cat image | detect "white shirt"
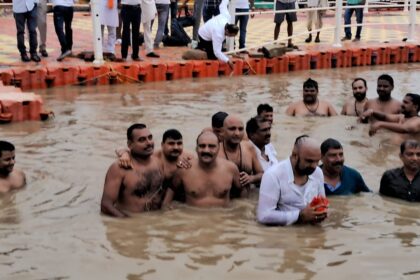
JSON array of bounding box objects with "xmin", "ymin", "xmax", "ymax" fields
[
  {"xmin": 235, "ymin": 0, "xmax": 249, "ymax": 9},
  {"xmin": 12, "ymin": 0, "xmax": 36, "ymax": 13},
  {"xmin": 52, "ymin": 0, "xmax": 75, "ymax": 7},
  {"xmin": 100, "ymin": 0, "xmax": 118, "ymax": 27},
  {"xmin": 198, "ymin": 0, "xmax": 230, "ymax": 63},
  {"xmin": 257, "ymin": 158, "xmax": 325, "ymax": 226},
  {"xmin": 252, "ymin": 142, "xmax": 278, "ymax": 171},
  {"xmin": 141, "ymin": 0, "xmax": 157, "ymax": 23},
  {"xmin": 155, "ymin": 0, "xmax": 170, "ymax": 4},
  {"xmin": 121, "ymin": 0, "xmax": 141, "ymax": 5}
]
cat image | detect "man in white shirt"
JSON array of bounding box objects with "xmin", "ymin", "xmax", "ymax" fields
[
  {"xmin": 142, "ymin": 0, "xmax": 160, "ymax": 58},
  {"xmin": 246, "ymin": 116, "xmax": 278, "ymax": 171},
  {"xmin": 12, "ymin": 0, "xmax": 41, "ymax": 62},
  {"xmin": 257, "ymin": 135, "xmax": 327, "ymax": 226},
  {"xmin": 52, "ymin": 0, "xmax": 75, "ymax": 61},
  {"xmin": 100, "ymin": 0, "xmax": 119, "ymax": 61},
  {"xmin": 197, "ymin": 0, "xmax": 238, "ymax": 69}
]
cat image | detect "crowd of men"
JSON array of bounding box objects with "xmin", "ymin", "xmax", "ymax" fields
[{"xmin": 11, "ymin": 0, "xmax": 367, "ymax": 63}]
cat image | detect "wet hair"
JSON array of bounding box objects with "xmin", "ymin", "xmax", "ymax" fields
[
  {"xmin": 196, "ymin": 131, "xmax": 219, "ymax": 145},
  {"xmin": 400, "ymin": 139, "xmax": 420, "ymax": 154},
  {"xmin": 257, "ymin": 104, "xmax": 273, "ymax": 115},
  {"xmin": 225, "ymin": 24, "xmax": 239, "ymax": 35},
  {"xmin": 211, "ymin": 111, "xmax": 228, "ymax": 129},
  {"xmin": 320, "ymin": 138, "xmax": 343, "ymax": 156},
  {"xmin": 162, "ymin": 129, "xmax": 182, "ymax": 143},
  {"xmin": 0, "ymin": 141, "xmax": 15, "ymax": 157},
  {"xmin": 303, "ymin": 78, "xmax": 318, "ymax": 90},
  {"xmin": 405, "ymin": 93, "xmax": 420, "ymax": 112},
  {"xmin": 378, "ymin": 74, "xmax": 394, "ymax": 87},
  {"xmin": 294, "ymin": 134, "xmax": 310, "ymax": 146},
  {"xmin": 246, "ymin": 116, "xmax": 266, "ymax": 137},
  {"xmin": 127, "ymin": 123, "xmax": 147, "ymax": 141},
  {"xmin": 352, "ymin": 77, "xmax": 367, "ymax": 88}
]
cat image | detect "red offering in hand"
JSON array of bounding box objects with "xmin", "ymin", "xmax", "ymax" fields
[{"xmin": 310, "ymin": 195, "xmax": 329, "ymax": 213}]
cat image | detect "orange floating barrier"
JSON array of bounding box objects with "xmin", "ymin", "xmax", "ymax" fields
[
  {"xmin": 166, "ymin": 61, "xmax": 194, "ymax": 80},
  {"xmin": 287, "ymin": 53, "xmax": 310, "ymax": 71},
  {"xmin": 399, "ymin": 46, "xmax": 409, "ymax": 63},
  {"xmin": 350, "ymin": 49, "xmax": 363, "ymax": 66},
  {"xmin": 389, "ymin": 46, "xmax": 402, "ymax": 64},
  {"xmin": 266, "ymin": 56, "xmax": 290, "ymax": 74},
  {"xmin": 0, "ymin": 92, "xmax": 44, "ymax": 122},
  {"xmin": 192, "ymin": 61, "xmax": 219, "ymax": 78},
  {"xmin": 371, "ymin": 47, "xmax": 391, "ymax": 65},
  {"xmin": 309, "ymin": 52, "xmax": 321, "ymax": 69},
  {"xmin": 138, "ymin": 62, "xmax": 167, "ymax": 82},
  {"xmin": 218, "ymin": 59, "xmax": 243, "ymax": 77},
  {"xmin": 112, "ymin": 64, "xmax": 140, "ymax": 83},
  {"xmin": 406, "ymin": 44, "xmax": 418, "ymax": 62},
  {"xmin": 46, "ymin": 66, "xmax": 79, "ymax": 87},
  {"xmin": 359, "ymin": 48, "xmax": 372, "ymax": 66},
  {"xmin": 244, "ymin": 58, "xmax": 266, "ymax": 75},
  {"xmin": 13, "ymin": 68, "xmax": 48, "ymax": 90},
  {"xmin": 309, "ymin": 52, "xmax": 331, "ymax": 69},
  {"xmin": 0, "ymin": 69, "xmax": 15, "ymax": 86},
  {"xmin": 78, "ymin": 65, "xmax": 111, "ymax": 86}
]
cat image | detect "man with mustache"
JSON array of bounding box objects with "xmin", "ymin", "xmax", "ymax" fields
[
  {"xmin": 341, "ymin": 78, "xmax": 369, "ymax": 116},
  {"xmin": 366, "ymin": 93, "xmax": 420, "ymax": 136},
  {"xmin": 163, "ymin": 131, "xmax": 241, "ymax": 208},
  {"xmin": 257, "ymin": 135, "xmax": 327, "ymax": 226},
  {"xmin": 246, "ymin": 116, "xmax": 278, "ymax": 171},
  {"xmin": 219, "ymin": 115, "xmax": 264, "ymax": 197},
  {"xmin": 0, "ymin": 141, "xmax": 26, "ymax": 193},
  {"xmin": 101, "ymin": 123, "xmax": 165, "ymax": 217},
  {"xmin": 380, "ymin": 139, "xmax": 420, "ymax": 202},
  {"xmin": 257, "ymin": 104, "xmax": 274, "ymax": 124},
  {"xmin": 361, "ymin": 74, "xmax": 401, "ymax": 121},
  {"xmin": 286, "ymin": 78, "xmax": 338, "ymax": 117},
  {"xmin": 320, "ymin": 138, "xmax": 370, "ymax": 195}
]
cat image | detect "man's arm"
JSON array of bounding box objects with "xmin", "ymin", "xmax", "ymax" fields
[
  {"xmin": 379, "ymin": 171, "xmax": 395, "ymax": 197},
  {"xmin": 328, "ymin": 103, "xmax": 338, "ymax": 116},
  {"xmin": 212, "ymin": 34, "xmax": 230, "ymax": 63},
  {"xmin": 101, "ymin": 163, "xmax": 128, "ymax": 218},
  {"xmin": 257, "ymin": 171, "xmax": 300, "ymax": 226},
  {"xmin": 369, "ymin": 119, "xmax": 420, "ymax": 136},
  {"xmin": 285, "ymin": 103, "xmax": 296, "ymax": 116},
  {"xmin": 249, "ymin": 144, "xmax": 264, "ymax": 184},
  {"xmin": 362, "ymin": 109, "xmax": 402, "ymax": 123},
  {"xmin": 341, "ymin": 102, "xmax": 349, "ymax": 116},
  {"xmin": 162, "ymin": 171, "xmax": 182, "ymax": 208}
]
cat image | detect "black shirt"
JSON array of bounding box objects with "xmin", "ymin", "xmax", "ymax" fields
[{"xmin": 379, "ymin": 167, "xmax": 420, "ymax": 202}]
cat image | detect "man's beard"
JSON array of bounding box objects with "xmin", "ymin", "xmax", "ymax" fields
[
  {"xmin": 354, "ymin": 92, "xmax": 366, "ymax": 102},
  {"xmin": 378, "ymin": 92, "xmax": 391, "ymax": 101},
  {"xmin": 295, "ymin": 158, "xmax": 316, "ymax": 176}
]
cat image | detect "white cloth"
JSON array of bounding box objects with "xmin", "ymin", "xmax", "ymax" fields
[
  {"xmin": 101, "ymin": 25, "xmax": 116, "ymax": 53},
  {"xmin": 252, "ymin": 142, "xmax": 278, "ymax": 171},
  {"xmin": 155, "ymin": 0, "xmax": 170, "ymax": 4},
  {"xmin": 121, "ymin": 0, "xmax": 141, "ymax": 5},
  {"xmin": 142, "ymin": 21, "xmax": 153, "ymax": 53},
  {"xmin": 141, "ymin": 0, "xmax": 157, "ymax": 23},
  {"xmin": 51, "ymin": 0, "xmax": 75, "ymax": 7},
  {"xmin": 198, "ymin": 0, "xmax": 230, "ymax": 62},
  {"xmin": 235, "ymin": 0, "xmax": 249, "ymax": 9},
  {"xmin": 12, "ymin": 0, "xmax": 36, "ymax": 13},
  {"xmin": 257, "ymin": 158, "xmax": 325, "ymax": 226},
  {"xmin": 307, "ymin": 0, "xmax": 328, "ymax": 7},
  {"xmin": 100, "ymin": 0, "xmax": 118, "ymax": 27}
]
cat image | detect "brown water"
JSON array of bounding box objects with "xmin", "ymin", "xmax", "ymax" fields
[{"xmin": 1, "ymin": 64, "xmax": 420, "ymax": 279}]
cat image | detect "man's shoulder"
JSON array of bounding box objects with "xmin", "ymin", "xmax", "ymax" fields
[{"xmin": 342, "ymin": 165, "xmax": 362, "ymax": 176}]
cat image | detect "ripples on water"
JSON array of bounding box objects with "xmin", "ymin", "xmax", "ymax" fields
[{"xmin": 1, "ymin": 64, "xmax": 420, "ymax": 279}]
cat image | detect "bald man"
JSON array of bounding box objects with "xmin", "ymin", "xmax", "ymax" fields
[
  {"xmin": 257, "ymin": 135, "xmax": 327, "ymax": 226},
  {"xmin": 163, "ymin": 131, "xmax": 241, "ymax": 208},
  {"xmin": 218, "ymin": 115, "xmax": 264, "ymax": 197}
]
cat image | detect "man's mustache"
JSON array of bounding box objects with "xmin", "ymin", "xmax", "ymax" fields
[{"xmin": 200, "ymin": 152, "xmax": 213, "ymax": 158}]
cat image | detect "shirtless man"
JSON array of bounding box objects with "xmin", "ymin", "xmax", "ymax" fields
[
  {"xmin": 219, "ymin": 115, "xmax": 264, "ymax": 197},
  {"xmin": 286, "ymin": 78, "xmax": 338, "ymax": 117},
  {"xmin": 367, "ymin": 93, "xmax": 420, "ymax": 136},
  {"xmin": 341, "ymin": 77, "xmax": 369, "ymax": 117},
  {"xmin": 362, "ymin": 74, "xmax": 401, "ymax": 120},
  {"xmin": 163, "ymin": 131, "xmax": 241, "ymax": 208},
  {"xmin": 257, "ymin": 103, "xmax": 274, "ymax": 124},
  {"xmin": 101, "ymin": 123, "xmax": 165, "ymax": 217},
  {"xmin": 0, "ymin": 141, "xmax": 26, "ymax": 193}
]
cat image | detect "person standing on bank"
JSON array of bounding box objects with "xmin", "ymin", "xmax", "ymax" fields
[
  {"xmin": 120, "ymin": 0, "xmax": 142, "ymax": 61},
  {"xmin": 52, "ymin": 0, "xmax": 75, "ymax": 61},
  {"xmin": 235, "ymin": 0, "xmax": 254, "ymax": 50},
  {"xmin": 273, "ymin": 0, "xmax": 298, "ymax": 48},
  {"xmin": 100, "ymin": 0, "xmax": 119, "ymax": 61},
  {"xmin": 197, "ymin": 0, "xmax": 239, "ymax": 69},
  {"xmin": 342, "ymin": 0, "xmax": 365, "ymax": 42},
  {"xmin": 12, "ymin": 0, "xmax": 41, "ymax": 62},
  {"xmin": 304, "ymin": 0, "xmax": 328, "ymax": 43},
  {"xmin": 37, "ymin": 0, "xmax": 48, "ymax": 58}
]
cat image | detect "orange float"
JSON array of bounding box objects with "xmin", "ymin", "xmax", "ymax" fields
[
  {"xmin": 13, "ymin": 68, "xmax": 48, "ymax": 90},
  {"xmin": 112, "ymin": 64, "xmax": 140, "ymax": 83},
  {"xmin": 192, "ymin": 61, "xmax": 219, "ymax": 78},
  {"xmin": 0, "ymin": 92, "xmax": 44, "ymax": 122},
  {"xmin": 218, "ymin": 59, "xmax": 243, "ymax": 76},
  {"xmin": 46, "ymin": 66, "xmax": 79, "ymax": 87},
  {"xmin": 78, "ymin": 65, "xmax": 111, "ymax": 86},
  {"xmin": 138, "ymin": 62, "xmax": 167, "ymax": 82},
  {"xmin": 166, "ymin": 61, "xmax": 194, "ymax": 80},
  {"xmin": 0, "ymin": 69, "xmax": 15, "ymax": 86}
]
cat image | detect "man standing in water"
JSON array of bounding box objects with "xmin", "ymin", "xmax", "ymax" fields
[
  {"xmin": 320, "ymin": 138, "xmax": 370, "ymax": 195},
  {"xmin": 101, "ymin": 124, "xmax": 165, "ymax": 217},
  {"xmin": 257, "ymin": 103, "xmax": 274, "ymax": 124},
  {"xmin": 257, "ymin": 136, "xmax": 327, "ymax": 226},
  {"xmin": 341, "ymin": 78, "xmax": 369, "ymax": 117},
  {"xmin": 163, "ymin": 131, "xmax": 241, "ymax": 208},
  {"xmin": 380, "ymin": 139, "xmax": 420, "ymax": 202},
  {"xmin": 361, "ymin": 74, "xmax": 401, "ymax": 121},
  {"xmin": 219, "ymin": 115, "xmax": 264, "ymax": 197},
  {"xmin": 366, "ymin": 93, "xmax": 420, "ymax": 137},
  {"xmin": 0, "ymin": 141, "xmax": 26, "ymax": 193},
  {"xmin": 246, "ymin": 116, "xmax": 278, "ymax": 171},
  {"xmin": 286, "ymin": 78, "xmax": 338, "ymax": 117}
]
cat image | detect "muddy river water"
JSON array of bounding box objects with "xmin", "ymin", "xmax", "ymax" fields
[{"xmin": 1, "ymin": 64, "xmax": 420, "ymax": 279}]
